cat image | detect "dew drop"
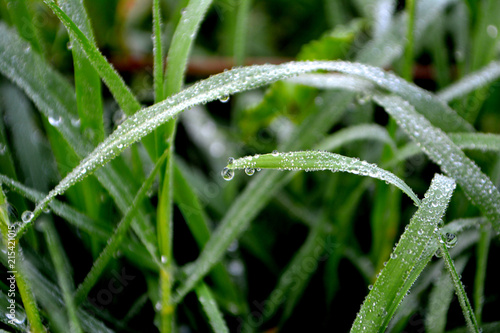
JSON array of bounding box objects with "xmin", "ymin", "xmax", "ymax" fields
[
  {"xmin": 48, "ymin": 116, "xmax": 62, "ymax": 127},
  {"xmin": 390, "ymin": 253, "xmax": 397, "ymax": 259},
  {"xmin": 21, "ymin": 211, "xmax": 34, "ymax": 223},
  {"xmin": 161, "ymin": 255, "xmax": 168, "ymax": 264},
  {"xmin": 244, "ymin": 168, "xmax": 255, "ymax": 176},
  {"xmin": 445, "ymin": 232, "xmax": 457, "ymax": 248},
  {"xmin": 228, "ymin": 157, "xmax": 235, "ymax": 165},
  {"xmin": 434, "ymin": 248, "xmax": 444, "ymax": 258},
  {"xmin": 368, "ymin": 284, "xmax": 373, "ymax": 290},
  {"xmin": 219, "ymin": 95, "xmax": 230, "ymax": 103},
  {"xmin": 221, "ymin": 167, "xmax": 234, "ymax": 181},
  {"xmin": 272, "ymin": 150, "xmax": 279, "ymax": 156}
]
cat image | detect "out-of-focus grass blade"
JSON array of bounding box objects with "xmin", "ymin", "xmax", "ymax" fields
[
  {"xmin": 447, "ymin": 322, "xmax": 500, "ymax": 333},
  {"xmin": 373, "ymin": 94, "xmax": 500, "ymax": 235},
  {"xmin": 438, "ymin": 61, "xmax": 500, "ymax": 102},
  {"xmin": 316, "ymin": 124, "xmax": 395, "ymax": 151},
  {"xmin": 41, "ymin": 221, "xmax": 82, "ymax": 333},
  {"xmin": 153, "ymin": 0, "xmax": 164, "ymax": 103},
  {"xmin": 194, "ymin": 283, "xmax": 230, "ymax": 333},
  {"xmin": 3, "ymin": 0, "xmax": 42, "ymax": 53},
  {"xmin": 225, "ymin": 150, "xmax": 420, "ymax": 205},
  {"xmin": 60, "ymin": 0, "xmax": 104, "ymax": 145},
  {"xmin": 233, "ymin": 0, "xmax": 251, "ymax": 66},
  {"xmin": 42, "ymin": 0, "xmax": 141, "ymax": 116},
  {"xmin": 0, "ymin": 289, "xmax": 27, "ymax": 331},
  {"xmin": 350, "ymin": 174, "xmax": 456, "ymax": 332},
  {"xmin": 426, "ymin": 257, "xmax": 468, "ymax": 333},
  {"xmin": 438, "ymin": 235, "xmax": 480, "ymax": 332}
]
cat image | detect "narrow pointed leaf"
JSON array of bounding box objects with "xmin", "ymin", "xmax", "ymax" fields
[
  {"xmin": 195, "ymin": 283, "xmax": 230, "ymax": 333},
  {"xmin": 225, "ymin": 150, "xmax": 420, "ymax": 205},
  {"xmin": 350, "ymin": 174, "xmax": 456, "ymax": 332}
]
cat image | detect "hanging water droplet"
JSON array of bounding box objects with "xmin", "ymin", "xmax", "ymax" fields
[
  {"xmin": 21, "ymin": 211, "xmax": 34, "ymax": 223},
  {"xmin": 244, "ymin": 168, "xmax": 255, "ymax": 176},
  {"xmin": 434, "ymin": 248, "xmax": 444, "ymax": 258},
  {"xmin": 48, "ymin": 116, "xmax": 62, "ymax": 127},
  {"xmin": 219, "ymin": 95, "xmax": 230, "ymax": 103},
  {"xmin": 368, "ymin": 284, "xmax": 373, "ymax": 290},
  {"xmin": 228, "ymin": 157, "xmax": 234, "ymax": 165},
  {"xmin": 445, "ymin": 233, "xmax": 457, "ymax": 248},
  {"xmin": 67, "ymin": 41, "xmax": 73, "ymax": 50},
  {"xmin": 221, "ymin": 167, "xmax": 234, "ymax": 181},
  {"xmin": 272, "ymin": 150, "xmax": 279, "ymax": 156}
]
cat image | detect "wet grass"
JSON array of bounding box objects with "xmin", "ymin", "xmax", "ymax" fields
[{"xmin": 0, "ymin": 0, "xmax": 500, "ymax": 332}]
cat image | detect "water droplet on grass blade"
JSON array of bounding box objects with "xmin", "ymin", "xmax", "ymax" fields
[
  {"xmin": 221, "ymin": 167, "xmax": 234, "ymax": 181},
  {"xmin": 244, "ymin": 168, "xmax": 255, "ymax": 176},
  {"xmin": 445, "ymin": 232, "xmax": 457, "ymax": 248},
  {"xmin": 48, "ymin": 116, "xmax": 62, "ymax": 127},
  {"xmin": 21, "ymin": 211, "xmax": 34, "ymax": 223},
  {"xmin": 219, "ymin": 95, "xmax": 230, "ymax": 103},
  {"xmin": 272, "ymin": 150, "xmax": 279, "ymax": 156}
]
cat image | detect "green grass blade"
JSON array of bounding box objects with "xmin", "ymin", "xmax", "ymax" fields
[
  {"xmin": 438, "ymin": 61, "xmax": 500, "ymax": 102},
  {"xmin": 426, "ymin": 256, "xmax": 468, "ymax": 333},
  {"xmin": 0, "ymin": 189, "xmax": 45, "ymax": 333},
  {"xmin": 447, "ymin": 133, "xmax": 500, "ymax": 151},
  {"xmin": 73, "ymin": 149, "xmax": 167, "ymax": 304},
  {"xmin": 233, "ymin": 0, "xmax": 251, "ymax": 66},
  {"xmin": 224, "ymin": 150, "xmax": 420, "ymax": 205},
  {"xmin": 373, "ymin": 94, "xmax": 500, "ymax": 235},
  {"xmin": 474, "ymin": 225, "xmax": 491, "ymax": 324},
  {"xmin": 40, "ymin": 221, "xmax": 82, "ymax": 333},
  {"xmin": 315, "ymin": 124, "xmax": 395, "ymax": 151},
  {"xmin": 350, "ymin": 174, "xmax": 456, "ymax": 333},
  {"xmin": 402, "ymin": 0, "xmax": 416, "ymax": 81},
  {"xmin": 195, "ymin": 283, "xmax": 230, "ymax": 333},
  {"xmin": 439, "ymin": 234, "xmax": 480, "ymax": 332},
  {"xmin": 60, "ymin": 0, "xmax": 104, "ymax": 145},
  {"xmin": 3, "ymin": 0, "xmax": 42, "ymax": 53},
  {"xmin": 153, "ymin": 0, "xmax": 164, "ymax": 103},
  {"xmin": 42, "ymin": 0, "xmax": 141, "ymax": 116},
  {"xmin": 163, "ymin": 0, "xmax": 213, "ymax": 97}
]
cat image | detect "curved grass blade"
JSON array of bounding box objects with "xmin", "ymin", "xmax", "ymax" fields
[
  {"xmin": 438, "ymin": 234, "xmax": 480, "ymax": 332},
  {"xmin": 224, "ymin": 150, "xmax": 420, "ymax": 205},
  {"xmin": 42, "ymin": 0, "xmax": 141, "ymax": 116},
  {"xmin": 373, "ymin": 94, "xmax": 500, "ymax": 235},
  {"xmin": 350, "ymin": 174, "xmax": 456, "ymax": 333},
  {"xmin": 438, "ymin": 61, "xmax": 500, "ymax": 102},
  {"xmin": 195, "ymin": 283, "xmax": 230, "ymax": 333},
  {"xmin": 30, "ymin": 59, "xmax": 476, "ymax": 216}
]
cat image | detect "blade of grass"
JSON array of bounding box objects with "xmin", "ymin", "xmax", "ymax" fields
[
  {"xmin": 3, "ymin": 0, "xmax": 43, "ymax": 53},
  {"xmin": 60, "ymin": 0, "xmax": 104, "ymax": 145},
  {"xmin": 425, "ymin": 256, "xmax": 468, "ymax": 333},
  {"xmin": 0, "ymin": 188, "xmax": 45, "ymax": 333},
  {"xmin": 316, "ymin": 124, "xmax": 395, "ymax": 151},
  {"xmin": 402, "ymin": 0, "xmax": 416, "ymax": 81},
  {"xmin": 473, "ymin": 225, "xmax": 491, "ymax": 325},
  {"xmin": 40, "ymin": 221, "xmax": 82, "ymax": 333},
  {"xmin": 73, "ymin": 148, "xmax": 168, "ymax": 305},
  {"xmin": 42, "ymin": 0, "xmax": 141, "ymax": 116},
  {"xmin": 158, "ymin": 1, "xmax": 213, "ymax": 330},
  {"xmin": 438, "ymin": 233, "xmax": 480, "ymax": 332},
  {"xmin": 224, "ymin": 150, "xmax": 420, "ymax": 205},
  {"xmin": 350, "ymin": 174, "xmax": 456, "ymax": 332},
  {"xmin": 195, "ymin": 283, "xmax": 230, "ymax": 333},
  {"xmin": 153, "ymin": 0, "xmax": 164, "ymax": 104},
  {"xmin": 438, "ymin": 61, "xmax": 500, "ymax": 102},
  {"xmin": 373, "ymin": 94, "xmax": 500, "ymax": 235},
  {"xmin": 233, "ymin": 0, "xmax": 251, "ymax": 66},
  {"xmin": 447, "ymin": 133, "xmax": 500, "ymax": 151}
]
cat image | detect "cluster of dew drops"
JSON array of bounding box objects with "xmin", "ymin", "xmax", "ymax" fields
[{"xmin": 221, "ymin": 151, "xmax": 277, "ymax": 181}]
